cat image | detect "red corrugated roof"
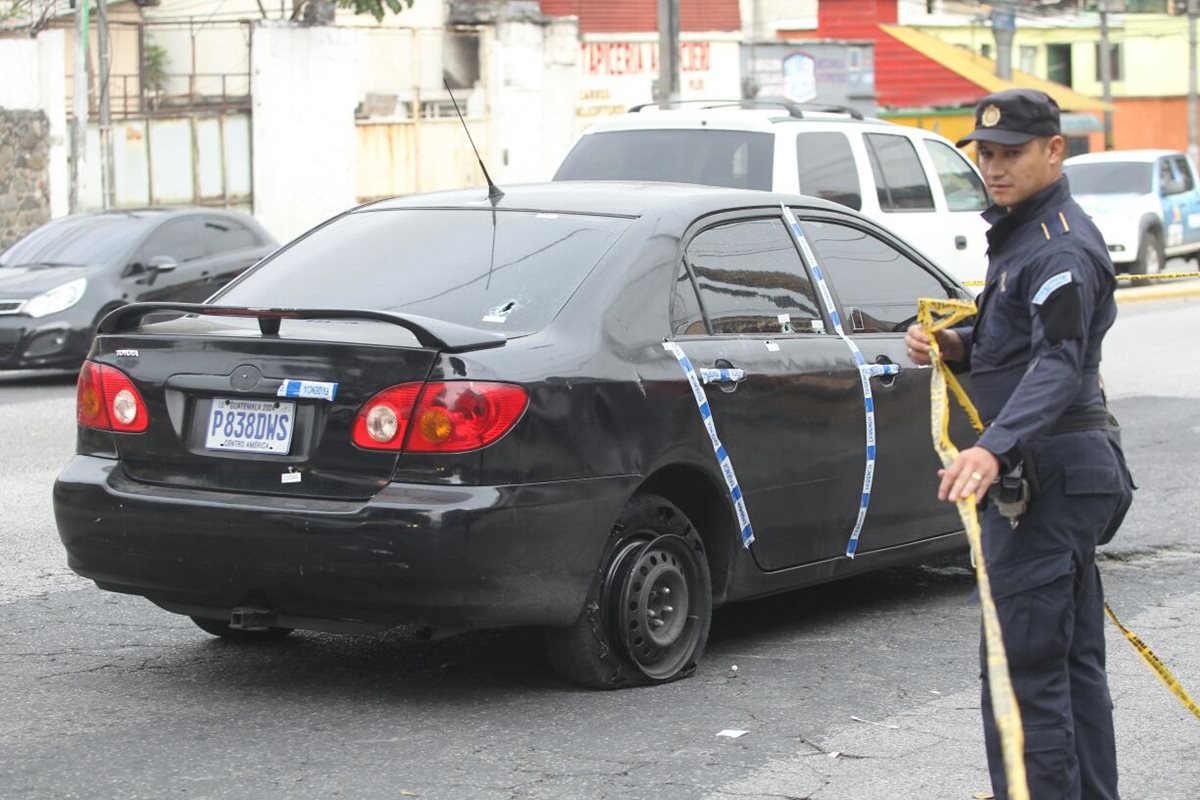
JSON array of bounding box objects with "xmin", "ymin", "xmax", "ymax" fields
[
  {"xmin": 782, "ymin": 0, "xmax": 981, "ymax": 108},
  {"xmin": 540, "ymin": 0, "xmax": 741, "ymax": 34}
]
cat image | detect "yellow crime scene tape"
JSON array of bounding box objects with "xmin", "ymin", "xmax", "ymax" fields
[
  {"xmin": 918, "ymin": 297, "xmax": 1029, "ymax": 800},
  {"xmin": 917, "ymin": 296, "xmax": 1200, "ymax": 800},
  {"xmin": 962, "ymin": 271, "xmax": 1199, "ymax": 288}
]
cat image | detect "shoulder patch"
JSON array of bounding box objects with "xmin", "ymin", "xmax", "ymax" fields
[{"xmin": 1032, "ymin": 271, "xmax": 1073, "ymax": 306}]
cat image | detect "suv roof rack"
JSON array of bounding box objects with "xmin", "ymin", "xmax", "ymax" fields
[{"xmin": 626, "ymin": 98, "xmax": 864, "ymax": 121}]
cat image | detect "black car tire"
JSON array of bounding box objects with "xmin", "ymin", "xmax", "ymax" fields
[
  {"xmin": 1133, "ymin": 228, "xmax": 1164, "ymax": 277},
  {"xmin": 190, "ymin": 616, "xmax": 294, "ymax": 640},
  {"xmin": 545, "ymin": 493, "xmax": 712, "ymax": 689}
]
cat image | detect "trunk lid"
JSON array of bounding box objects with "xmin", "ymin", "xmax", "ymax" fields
[{"xmin": 90, "ymin": 304, "xmax": 505, "ymax": 500}]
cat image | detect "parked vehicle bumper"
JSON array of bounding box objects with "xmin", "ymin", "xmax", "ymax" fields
[
  {"xmin": 0, "ymin": 315, "xmax": 91, "ymax": 370},
  {"xmin": 54, "ymin": 455, "xmax": 640, "ymax": 632}
]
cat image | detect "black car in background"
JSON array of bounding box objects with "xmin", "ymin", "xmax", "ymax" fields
[
  {"xmin": 0, "ymin": 208, "xmax": 276, "ymax": 370},
  {"xmin": 54, "ymin": 182, "xmax": 974, "ymax": 689}
]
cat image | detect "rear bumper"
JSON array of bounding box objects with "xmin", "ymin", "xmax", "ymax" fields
[{"xmin": 54, "ymin": 455, "xmax": 639, "ymax": 632}]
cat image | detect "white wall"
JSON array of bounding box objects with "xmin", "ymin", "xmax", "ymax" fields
[
  {"xmin": 251, "ymin": 22, "xmax": 361, "ymax": 243},
  {"xmin": 487, "ymin": 18, "xmax": 579, "ymax": 184},
  {"xmin": 743, "ymin": 0, "xmax": 817, "ymax": 38},
  {"xmin": 0, "ymin": 30, "xmax": 69, "ymax": 219}
]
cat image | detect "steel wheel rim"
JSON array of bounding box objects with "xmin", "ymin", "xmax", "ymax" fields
[{"xmin": 612, "ymin": 534, "xmax": 706, "ymax": 680}]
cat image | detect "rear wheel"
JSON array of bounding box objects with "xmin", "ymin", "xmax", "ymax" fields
[
  {"xmin": 546, "ymin": 493, "xmax": 712, "ymax": 689},
  {"xmin": 1133, "ymin": 229, "xmax": 1164, "ymax": 278},
  {"xmin": 190, "ymin": 616, "xmax": 294, "ymax": 641}
]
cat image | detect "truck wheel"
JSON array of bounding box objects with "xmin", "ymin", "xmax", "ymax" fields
[
  {"xmin": 1133, "ymin": 229, "xmax": 1164, "ymax": 277},
  {"xmin": 545, "ymin": 494, "xmax": 712, "ymax": 689}
]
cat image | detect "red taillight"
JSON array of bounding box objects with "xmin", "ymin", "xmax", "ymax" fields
[
  {"xmin": 76, "ymin": 361, "xmax": 149, "ymax": 433},
  {"xmin": 352, "ymin": 383, "xmax": 423, "ymax": 451},
  {"xmin": 352, "ymin": 381, "xmax": 528, "ymax": 453},
  {"xmin": 407, "ymin": 382, "xmax": 528, "ymax": 453}
]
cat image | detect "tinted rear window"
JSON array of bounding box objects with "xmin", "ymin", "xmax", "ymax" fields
[
  {"xmin": 554, "ymin": 129, "xmax": 774, "ymax": 190},
  {"xmin": 214, "ymin": 208, "xmax": 632, "ymax": 334},
  {"xmin": 1064, "ymin": 162, "xmax": 1152, "ymax": 195}
]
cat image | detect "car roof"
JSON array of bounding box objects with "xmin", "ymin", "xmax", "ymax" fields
[
  {"xmin": 1064, "ymin": 149, "xmax": 1183, "ymax": 165},
  {"xmin": 573, "ymin": 102, "xmax": 930, "ymax": 137},
  {"xmin": 361, "ymin": 180, "xmax": 851, "ymax": 219}
]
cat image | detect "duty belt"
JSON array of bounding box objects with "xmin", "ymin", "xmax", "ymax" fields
[{"xmin": 1047, "ymin": 405, "xmax": 1115, "ymax": 436}]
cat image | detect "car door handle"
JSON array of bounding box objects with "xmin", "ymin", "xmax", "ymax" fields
[
  {"xmin": 700, "ymin": 366, "xmax": 745, "ymax": 385},
  {"xmin": 870, "ymin": 355, "xmax": 900, "ymax": 387},
  {"xmin": 954, "ymin": 235, "xmax": 968, "ymax": 250}
]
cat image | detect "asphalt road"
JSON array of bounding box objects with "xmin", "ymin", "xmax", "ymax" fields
[{"xmin": 1, "ymin": 294, "xmax": 1198, "ymax": 800}]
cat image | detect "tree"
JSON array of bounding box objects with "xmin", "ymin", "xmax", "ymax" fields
[{"xmin": 292, "ymin": 0, "xmax": 414, "ymax": 24}]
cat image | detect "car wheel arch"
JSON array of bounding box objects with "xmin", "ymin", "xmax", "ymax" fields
[{"xmin": 638, "ymin": 463, "xmax": 737, "ymax": 606}]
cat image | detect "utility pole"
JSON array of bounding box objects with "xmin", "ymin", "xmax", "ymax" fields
[
  {"xmin": 71, "ymin": 0, "xmax": 89, "ymax": 214},
  {"xmin": 655, "ymin": 0, "xmax": 680, "ymax": 104},
  {"xmin": 991, "ymin": 0, "xmax": 1015, "ymax": 80},
  {"xmin": 1099, "ymin": 0, "xmax": 1114, "ymax": 150},
  {"xmin": 96, "ymin": 0, "xmax": 115, "ymax": 209},
  {"xmin": 1189, "ymin": 0, "xmax": 1198, "ymax": 167}
]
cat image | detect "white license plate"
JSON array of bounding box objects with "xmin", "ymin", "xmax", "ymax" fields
[{"xmin": 205, "ymin": 398, "xmax": 295, "ymax": 454}]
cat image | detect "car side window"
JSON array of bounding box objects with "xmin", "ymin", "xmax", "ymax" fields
[
  {"xmin": 1166, "ymin": 157, "xmax": 1194, "ymax": 194},
  {"xmin": 137, "ymin": 218, "xmax": 205, "ymax": 264},
  {"xmin": 685, "ymin": 218, "xmax": 823, "ymax": 336},
  {"xmin": 796, "ymin": 131, "xmax": 862, "ymax": 211},
  {"xmin": 202, "ymin": 217, "xmax": 260, "ymax": 255},
  {"xmin": 864, "ymin": 133, "xmax": 935, "ymax": 212},
  {"xmin": 797, "ymin": 217, "xmax": 950, "ymax": 333},
  {"xmin": 924, "ymin": 140, "xmax": 989, "ymax": 212}
]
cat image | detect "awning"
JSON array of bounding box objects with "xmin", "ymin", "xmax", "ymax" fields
[{"xmin": 879, "ymin": 24, "xmax": 1113, "ymax": 113}]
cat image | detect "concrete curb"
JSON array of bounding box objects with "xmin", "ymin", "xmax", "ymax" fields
[{"xmin": 1114, "ymin": 278, "xmax": 1200, "ymax": 304}]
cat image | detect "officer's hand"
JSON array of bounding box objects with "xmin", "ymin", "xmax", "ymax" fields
[
  {"xmin": 938, "ymin": 446, "xmax": 1001, "ymax": 503},
  {"xmin": 905, "ymin": 326, "xmax": 964, "ymax": 366}
]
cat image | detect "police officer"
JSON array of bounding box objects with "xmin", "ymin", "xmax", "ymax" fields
[{"xmin": 906, "ymin": 88, "xmax": 1134, "ymax": 800}]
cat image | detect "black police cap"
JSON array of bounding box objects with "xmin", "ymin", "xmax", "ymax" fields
[{"xmin": 956, "ymin": 88, "xmax": 1061, "ymax": 147}]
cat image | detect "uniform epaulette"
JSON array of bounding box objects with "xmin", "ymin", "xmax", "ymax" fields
[{"xmin": 1040, "ymin": 211, "xmax": 1072, "ymax": 240}]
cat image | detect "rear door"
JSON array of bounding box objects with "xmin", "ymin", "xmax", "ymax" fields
[
  {"xmin": 669, "ymin": 212, "xmax": 864, "ymax": 571},
  {"xmin": 198, "ymin": 215, "xmax": 270, "ymax": 296},
  {"xmin": 792, "ymin": 210, "xmax": 968, "ymax": 553},
  {"xmin": 125, "ymin": 217, "xmax": 212, "ymax": 303}
]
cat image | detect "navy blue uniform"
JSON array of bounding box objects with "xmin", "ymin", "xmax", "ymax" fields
[{"xmin": 955, "ymin": 176, "xmax": 1134, "ymax": 800}]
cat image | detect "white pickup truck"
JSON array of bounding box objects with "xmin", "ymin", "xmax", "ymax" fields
[{"xmin": 1063, "ymin": 149, "xmax": 1200, "ymax": 275}]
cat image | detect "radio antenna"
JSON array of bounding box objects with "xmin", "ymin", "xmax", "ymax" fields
[{"xmin": 445, "ymin": 79, "xmax": 503, "ymax": 202}]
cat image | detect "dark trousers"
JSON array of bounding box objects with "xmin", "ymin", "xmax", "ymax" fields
[{"xmin": 979, "ymin": 430, "xmax": 1131, "ymax": 800}]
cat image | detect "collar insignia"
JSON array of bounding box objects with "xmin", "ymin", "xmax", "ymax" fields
[{"xmin": 981, "ymin": 104, "xmax": 1002, "ymax": 127}]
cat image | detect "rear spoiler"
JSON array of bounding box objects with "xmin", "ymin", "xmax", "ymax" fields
[{"xmin": 97, "ymin": 303, "xmax": 507, "ymax": 353}]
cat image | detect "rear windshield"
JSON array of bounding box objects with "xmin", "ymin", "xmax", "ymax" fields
[
  {"xmin": 554, "ymin": 129, "xmax": 774, "ymax": 190},
  {"xmin": 0, "ymin": 216, "xmax": 145, "ymax": 268},
  {"xmin": 213, "ymin": 208, "xmax": 632, "ymax": 334},
  {"xmin": 1064, "ymin": 162, "xmax": 1152, "ymax": 195}
]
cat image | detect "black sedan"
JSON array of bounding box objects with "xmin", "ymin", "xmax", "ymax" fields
[
  {"xmin": 0, "ymin": 208, "xmax": 275, "ymax": 370},
  {"xmin": 53, "ymin": 182, "xmax": 972, "ymax": 689}
]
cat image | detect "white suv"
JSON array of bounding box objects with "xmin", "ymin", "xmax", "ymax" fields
[
  {"xmin": 1063, "ymin": 149, "xmax": 1200, "ymax": 275},
  {"xmin": 553, "ymin": 101, "xmax": 992, "ymax": 284}
]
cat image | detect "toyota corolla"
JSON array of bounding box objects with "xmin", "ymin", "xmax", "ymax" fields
[{"xmin": 54, "ymin": 182, "xmax": 972, "ymax": 688}]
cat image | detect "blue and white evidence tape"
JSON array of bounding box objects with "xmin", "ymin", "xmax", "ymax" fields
[
  {"xmin": 780, "ymin": 205, "xmax": 898, "ymax": 557},
  {"xmin": 662, "ymin": 207, "xmax": 900, "ymax": 557},
  {"xmin": 663, "ymin": 342, "xmax": 755, "ymax": 547}
]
